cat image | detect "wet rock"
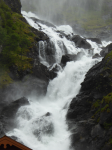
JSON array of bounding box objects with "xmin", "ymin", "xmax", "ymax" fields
[
  {"xmin": 92, "ymin": 53, "xmax": 101, "ymax": 59},
  {"xmin": 61, "ymin": 52, "xmax": 85, "ymax": 66},
  {"xmin": 61, "ymin": 54, "xmax": 70, "ymax": 65},
  {"xmin": 1, "ymin": 97, "xmax": 29, "ymax": 131},
  {"xmin": 91, "ymin": 124, "xmax": 105, "ymax": 138},
  {"xmin": 49, "ymin": 64, "xmax": 61, "ymax": 79},
  {"xmin": 72, "ymin": 35, "xmax": 91, "ymax": 49},
  {"xmin": 87, "ymin": 38, "xmax": 102, "ymax": 44},
  {"xmin": 45, "ymin": 112, "xmax": 51, "ymax": 116},
  {"xmin": 100, "ymin": 43, "xmax": 112, "ymax": 57},
  {"xmin": 32, "ymin": 62, "xmax": 50, "ymax": 81},
  {"xmin": 100, "ymin": 47, "xmax": 108, "ymax": 57},
  {"xmin": 1, "ymin": 97, "xmax": 29, "ymax": 119}
]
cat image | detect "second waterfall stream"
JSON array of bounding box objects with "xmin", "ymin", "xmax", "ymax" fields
[{"xmin": 7, "ymin": 11, "xmax": 111, "ymax": 150}]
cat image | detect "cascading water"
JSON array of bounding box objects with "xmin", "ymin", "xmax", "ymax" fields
[{"xmin": 7, "ymin": 11, "xmax": 111, "ymax": 150}]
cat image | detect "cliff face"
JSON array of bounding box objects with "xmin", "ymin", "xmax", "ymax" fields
[
  {"xmin": 4, "ymin": 0, "xmax": 22, "ymax": 14},
  {"xmin": 0, "ymin": 0, "xmax": 55, "ymax": 96},
  {"xmin": 67, "ymin": 47, "xmax": 112, "ymax": 150}
]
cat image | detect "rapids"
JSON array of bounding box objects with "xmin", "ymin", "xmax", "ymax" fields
[{"xmin": 7, "ymin": 11, "xmax": 111, "ymax": 150}]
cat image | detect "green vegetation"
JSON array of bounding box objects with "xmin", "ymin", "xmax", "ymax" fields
[
  {"xmin": 0, "ymin": 0, "xmax": 35, "ymax": 70},
  {"xmin": 92, "ymin": 100, "xmax": 100, "ymax": 108},
  {"xmin": 0, "ymin": 63, "xmax": 12, "ymax": 88},
  {"xmin": 91, "ymin": 92, "xmax": 112, "ymax": 129},
  {"xmin": 104, "ymin": 122, "xmax": 112, "ymax": 130},
  {"xmin": 0, "ymin": 0, "xmax": 38, "ymax": 88},
  {"xmin": 105, "ymin": 51, "xmax": 112, "ymax": 65}
]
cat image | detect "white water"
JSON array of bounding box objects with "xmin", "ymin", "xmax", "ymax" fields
[{"xmin": 7, "ymin": 11, "xmax": 111, "ymax": 150}]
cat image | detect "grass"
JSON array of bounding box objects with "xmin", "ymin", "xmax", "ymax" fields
[
  {"xmin": 0, "ymin": 0, "xmax": 38, "ymax": 87},
  {"xmin": 0, "ymin": 64, "xmax": 13, "ymax": 88}
]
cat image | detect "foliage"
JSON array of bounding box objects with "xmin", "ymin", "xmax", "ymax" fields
[
  {"xmin": 0, "ymin": 63, "xmax": 13, "ymax": 88},
  {"xmin": 0, "ymin": 0, "xmax": 35, "ymax": 71}
]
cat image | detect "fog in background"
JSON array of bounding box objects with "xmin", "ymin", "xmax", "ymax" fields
[{"xmin": 20, "ymin": 0, "xmax": 111, "ymax": 25}]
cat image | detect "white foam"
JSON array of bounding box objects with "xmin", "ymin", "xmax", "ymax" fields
[{"xmin": 7, "ymin": 11, "xmax": 111, "ymax": 150}]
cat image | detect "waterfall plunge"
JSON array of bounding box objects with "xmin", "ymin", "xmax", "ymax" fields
[{"xmin": 7, "ymin": 11, "xmax": 111, "ymax": 150}]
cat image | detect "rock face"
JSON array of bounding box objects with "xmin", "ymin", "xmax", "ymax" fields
[
  {"xmin": 1, "ymin": 97, "xmax": 29, "ymax": 119},
  {"xmin": 4, "ymin": 0, "xmax": 21, "ymax": 14},
  {"xmin": 72, "ymin": 35, "xmax": 91, "ymax": 49},
  {"xmin": 100, "ymin": 43, "xmax": 112, "ymax": 57},
  {"xmin": 67, "ymin": 51, "xmax": 112, "ymax": 150},
  {"xmin": 87, "ymin": 38, "xmax": 102, "ymax": 44},
  {"xmin": 92, "ymin": 53, "xmax": 101, "ymax": 59},
  {"xmin": 1, "ymin": 97, "xmax": 29, "ymax": 132},
  {"xmin": 61, "ymin": 52, "xmax": 85, "ymax": 66}
]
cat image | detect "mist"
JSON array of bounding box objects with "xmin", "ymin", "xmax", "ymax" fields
[{"xmin": 20, "ymin": 0, "xmax": 110, "ymax": 25}]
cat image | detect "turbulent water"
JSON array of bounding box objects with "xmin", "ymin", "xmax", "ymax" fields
[{"xmin": 7, "ymin": 11, "xmax": 111, "ymax": 150}]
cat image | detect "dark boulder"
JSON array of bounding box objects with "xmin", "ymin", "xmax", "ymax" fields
[
  {"xmin": 72, "ymin": 35, "xmax": 91, "ymax": 49},
  {"xmin": 87, "ymin": 38, "xmax": 102, "ymax": 44},
  {"xmin": 1, "ymin": 97, "xmax": 29, "ymax": 131},
  {"xmin": 4, "ymin": 0, "xmax": 21, "ymax": 14},
  {"xmin": 32, "ymin": 62, "xmax": 50, "ymax": 81},
  {"xmin": 92, "ymin": 53, "xmax": 101, "ymax": 59},
  {"xmin": 1, "ymin": 97, "xmax": 29, "ymax": 118},
  {"xmin": 49, "ymin": 64, "xmax": 62, "ymax": 79},
  {"xmin": 100, "ymin": 48, "xmax": 108, "ymax": 57},
  {"xmin": 61, "ymin": 54, "xmax": 73, "ymax": 65},
  {"xmin": 61, "ymin": 52, "xmax": 85, "ymax": 66}
]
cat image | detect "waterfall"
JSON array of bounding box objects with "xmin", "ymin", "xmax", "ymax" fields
[
  {"xmin": 39, "ymin": 41, "xmax": 47, "ymax": 62},
  {"xmin": 7, "ymin": 11, "xmax": 111, "ymax": 150}
]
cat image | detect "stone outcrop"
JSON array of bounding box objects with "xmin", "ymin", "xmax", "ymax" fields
[
  {"xmin": 61, "ymin": 52, "xmax": 85, "ymax": 66},
  {"xmin": 72, "ymin": 35, "xmax": 91, "ymax": 49},
  {"xmin": 87, "ymin": 38, "xmax": 102, "ymax": 44},
  {"xmin": 1, "ymin": 97, "xmax": 29, "ymax": 132},
  {"xmin": 92, "ymin": 53, "xmax": 101, "ymax": 59}
]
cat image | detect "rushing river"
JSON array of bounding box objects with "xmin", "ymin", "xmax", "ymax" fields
[{"xmin": 7, "ymin": 11, "xmax": 111, "ymax": 150}]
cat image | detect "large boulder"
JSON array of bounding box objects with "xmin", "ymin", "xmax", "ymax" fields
[
  {"xmin": 61, "ymin": 52, "xmax": 85, "ymax": 66},
  {"xmin": 92, "ymin": 53, "xmax": 101, "ymax": 59},
  {"xmin": 49, "ymin": 64, "xmax": 62, "ymax": 79},
  {"xmin": 87, "ymin": 38, "xmax": 102, "ymax": 44},
  {"xmin": 72, "ymin": 35, "xmax": 91, "ymax": 49},
  {"xmin": 1, "ymin": 97, "xmax": 29, "ymax": 131},
  {"xmin": 1, "ymin": 97, "xmax": 29, "ymax": 118},
  {"xmin": 4, "ymin": 0, "xmax": 22, "ymax": 14}
]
